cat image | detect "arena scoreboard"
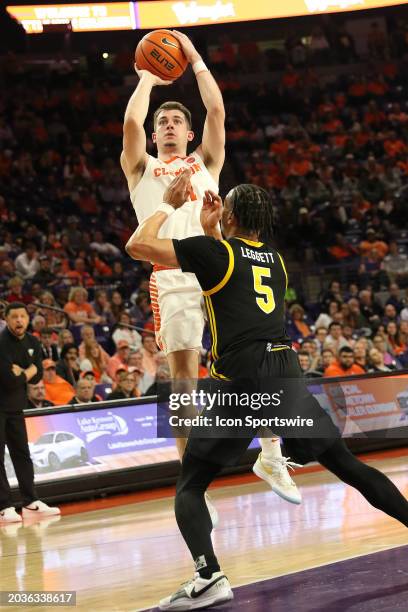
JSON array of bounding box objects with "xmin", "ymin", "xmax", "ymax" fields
[{"xmin": 7, "ymin": 0, "xmax": 408, "ymax": 34}]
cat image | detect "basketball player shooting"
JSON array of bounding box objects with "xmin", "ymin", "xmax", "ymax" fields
[{"xmin": 121, "ymin": 30, "xmax": 301, "ymax": 507}]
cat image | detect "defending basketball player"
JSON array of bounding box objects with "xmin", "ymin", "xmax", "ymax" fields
[
  {"xmin": 127, "ymin": 171, "xmax": 408, "ymax": 610},
  {"xmin": 121, "ymin": 31, "xmax": 301, "ymax": 506}
]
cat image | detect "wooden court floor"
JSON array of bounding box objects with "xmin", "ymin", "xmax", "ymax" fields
[{"xmin": 0, "ymin": 453, "xmax": 407, "ymax": 611}]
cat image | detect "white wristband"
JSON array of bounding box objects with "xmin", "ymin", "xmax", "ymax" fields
[
  {"xmin": 192, "ymin": 60, "xmax": 209, "ymax": 76},
  {"xmin": 156, "ymin": 202, "xmax": 176, "ymax": 216}
]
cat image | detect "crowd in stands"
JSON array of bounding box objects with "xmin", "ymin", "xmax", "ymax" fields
[{"xmin": 0, "ymin": 16, "xmax": 408, "ymax": 403}]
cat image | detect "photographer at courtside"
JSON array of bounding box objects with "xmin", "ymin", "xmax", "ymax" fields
[{"xmin": 0, "ymin": 302, "xmax": 60, "ymax": 523}]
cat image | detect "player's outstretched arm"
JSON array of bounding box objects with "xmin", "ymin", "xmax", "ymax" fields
[
  {"xmin": 126, "ymin": 169, "xmax": 192, "ymax": 266},
  {"xmin": 172, "ymin": 31, "xmax": 225, "ymax": 181},
  {"xmin": 121, "ymin": 68, "xmax": 171, "ymax": 190}
]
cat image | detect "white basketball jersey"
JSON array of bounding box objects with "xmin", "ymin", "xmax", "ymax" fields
[{"xmin": 130, "ymin": 152, "xmax": 218, "ymax": 240}]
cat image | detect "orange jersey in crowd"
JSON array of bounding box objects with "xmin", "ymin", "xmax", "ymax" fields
[{"xmin": 324, "ymin": 362, "xmax": 365, "ymax": 378}]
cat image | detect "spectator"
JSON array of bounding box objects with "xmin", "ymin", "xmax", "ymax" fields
[
  {"xmin": 78, "ymin": 324, "xmax": 110, "ymax": 365},
  {"xmin": 109, "ymin": 368, "xmax": 142, "ymax": 399},
  {"xmin": 14, "ymin": 242, "xmax": 40, "ymax": 280},
  {"xmin": 385, "ymin": 321, "xmax": 406, "ymax": 357},
  {"xmin": 359, "ymin": 229, "xmax": 388, "ymax": 260},
  {"xmin": 353, "ymin": 339, "xmax": 369, "ymax": 372},
  {"xmin": 68, "ymin": 377, "xmax": 100, "ymax": 405},
  {"xmin": 91, "ymin": 289, "xmax": 115, "ymax": 326},
  {"xmin": 27, "ymin": 380, "xmax": 55, "ymax": 409},
  {"xmin": 66, "ymin": 257, "xmax": 95, "ymax": 287},
  {"xmin": 127, "ymin": 348, "xmax": 153, "ymax": 394},
  {"xmin": 35, "ymin": 291, "xmax": 66, "ymax": 329},
  {"xmin": 287, "ymin": 304, "xmax": 312, "ymax": 341},
  {"xmin": 324, "ymin": 322, "xmax": 349, "ymax": 353},
  {"xmin": 382, "ymin": 242, "xmax": 408, "ymax": 284},
  {"xmin": 110, "ymin": 290, "xmax": 126, "ymax": 323},
  {"xmin": 144, "ymin": 361, "xmax": 171, "ymax": 396},
  {"xmin": 358, "ymin": 290, "xmax": 383, "ymax": 325},
  {"xmin": 315, "ymin": 301, "xmax": 340, "ymax": 329},
  {"xmin": 56, "ymin": 343, "xmax": 80, "ymax": 386},
  {"xmin": 63, "ymin": 287, "xmax": 102, "ymax": 325},
  {"xmin": 346, "ymin": 299, "xmax": 369, "ymax": 330},
  {"xmin": 368, "ymin": 348, "xmax": 395, "ymax": 372},
  {"xmin": 43, "ymin": 359, "xmax": 75, "ymax": 405},
  {"xmin": 321, "ymin": 281, "xmax": 343, "ymax": 312},
  {"xmin": 386, "ymin": 283, "xmax": 404, "ymax": 313},
  {"xmin": 107, "ymin": 339, "xmax": 130, "ymax": 380},
  {"xmin": 112, "ymin": 312, "xmax": 142, "ymax": 351},
  {"xmin": 57, "ymin": 329, "xmax": 75, "ymax": 356},
  {"xmin": 7, "ymin": 276, "xmax": 32, "ymax": 304},
  {"xmin": 81, "ymin": 341, "xmax": 112, "ymax": 383},
  {"xmin": 324, "ymin": 346, "xmax": 365, "ymax": 377},
  {"xmin": 90, "ymin": 230, "xmax": 121, "ymax": 258},
  {"xmin": 32, "ymin": 256, "xmax": 57, "ymax": 288},
  {"xmin": 141, "ymin": 334, "xmax": 158, "ymax": 378},
  {"xmin": 383, "ymin": 303, "xmax": 399, "ymax": 326},
  {"xmin": 31, "ymin": 314, "xmax": 47, "ymax": 337},
  {"xmin": 372, "ymin": 334, "xmax": 397, "ymax": 367},
  {"xmin": 315, "ymin": 326, "xmax": 329, "ymax": 351},
  {"xmin": 299, "ymin": 339, "xmax": 320, "ymax": 371},
  {"xmin": 39, "ymin": 327, "xmax": 59, "ymax": 361}
]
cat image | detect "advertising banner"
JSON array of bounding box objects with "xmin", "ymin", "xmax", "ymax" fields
[{"xmin": 6, "ymin": 402, "xmax": 178, "ymax": 486}]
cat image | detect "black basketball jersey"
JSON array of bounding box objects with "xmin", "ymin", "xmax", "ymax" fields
[{"xmin": 173, "ymin": 235, "xmax": 290, "ymax": 379}]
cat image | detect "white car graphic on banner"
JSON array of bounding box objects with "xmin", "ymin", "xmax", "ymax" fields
[{"xmin": 30, "ymin": 431, "xmax": 88, "ymax": 471}]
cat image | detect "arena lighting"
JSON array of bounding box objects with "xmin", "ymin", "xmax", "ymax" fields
[{"xmin": 7, "ymin": 0, "xmax": 407, "ymax": 33}]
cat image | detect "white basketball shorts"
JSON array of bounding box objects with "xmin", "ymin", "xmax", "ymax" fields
[{"xmin": 149, "ymin": 267, "xmax": 204, "ymax": 355}]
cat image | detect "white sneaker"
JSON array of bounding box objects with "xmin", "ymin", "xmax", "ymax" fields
[
  {"xmin": 205, "ymin": 493, "xmax": 219, "ymax": 529},
  {"xmin": 0, "ymin": 507, "xmax": 22, "ymax": 523},
  {"xmin": 159, "ymin": 571, "xmax": 233, "ymax": 610},
  {"xmin": 253, "ymin": 453, "xmax": 302, "ymax": 504},
  {"xmin": 22, "ymin": 500, "xmax": 61, "ymax": 518}
]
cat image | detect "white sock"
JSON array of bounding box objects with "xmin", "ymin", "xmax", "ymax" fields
[{"xmin": 259, "ymin": 438, "xmax": 283, "ymax": 460}]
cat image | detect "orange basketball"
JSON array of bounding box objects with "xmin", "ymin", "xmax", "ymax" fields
[{"xmin": 135, "ymin": 29, "xmax": 188, "ymax": 81}]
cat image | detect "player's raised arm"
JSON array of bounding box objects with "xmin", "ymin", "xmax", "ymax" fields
[
  {"xmin": 172, "ymin": 31, "xmax": 225, "ymax": 182},
  {"xmin": 121, "ymin": 68, "xmax": 171, "ymax": 190}
]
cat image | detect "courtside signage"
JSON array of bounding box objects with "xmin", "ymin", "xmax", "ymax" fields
[{"xmin": 7, "ymin": 0, "xmax": 406, "ymax": 33}]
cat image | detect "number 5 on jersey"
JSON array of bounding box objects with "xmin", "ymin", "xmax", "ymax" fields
[{"xmin": 252, "ymin": 266, "xmax": 276, "ymax": 314}]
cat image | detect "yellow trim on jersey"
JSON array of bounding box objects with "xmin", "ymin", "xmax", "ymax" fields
[
  {"xmin": 277, "ymin": 252, "xmax": 288, "ymax": 290},
  {"xmin": 203, "ymin": 240, "xmax": 235, "ymax": 296},
  {"xmin": 269, "ymin": 346, "xmax": 290, "ymax": 352},
  {"xmin": 236, "ymin": 238, "xmax": 264, "ymax": 248},
  {"xmin": 210, "ymin": 363, "xmax": 231, "ymax": 380},
  {"xmin": 204, "ymin": 295, "xmax": 219, "ymax": 360}
]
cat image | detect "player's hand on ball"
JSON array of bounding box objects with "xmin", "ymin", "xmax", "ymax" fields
[
  {"xmin": 134, "ymin": 65, "xmax": 172, "ymax": 86},
  {"xmin": 201, "ymin": 190, "xmax": 223, "ymax": 231},
  {"xmin": 171, "ymin": 31, "xmax": 201, "ymax": 64},
  {"xmin": 163, "ymin": 168, "xmax": 192, "ymax": 209}
]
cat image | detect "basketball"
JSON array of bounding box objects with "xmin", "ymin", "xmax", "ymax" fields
[{"xmin": 135, "ymin": 29, "xmax": 188, "ymax": 81}]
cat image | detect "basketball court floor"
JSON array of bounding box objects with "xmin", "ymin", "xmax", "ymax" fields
[{"xmin": 1, "ymin": 449, "xmax": 407, "ymax": 611}]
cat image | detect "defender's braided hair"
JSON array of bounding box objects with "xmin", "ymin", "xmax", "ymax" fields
[{"xmin": 228, "ymin": 184, "xmax": 276, "ymax": 243}]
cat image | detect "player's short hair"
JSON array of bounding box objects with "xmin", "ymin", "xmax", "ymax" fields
[
  {"xmin": 5, "ymin": 302, "xmax": 29, "ymax": 316},
  {"xmin": 227, "ymin": 184, "xmax": 276, "ymax": 242},
  {"xmin": 153, "ymin": 101, "xmax": 192, "ymax": 130}
]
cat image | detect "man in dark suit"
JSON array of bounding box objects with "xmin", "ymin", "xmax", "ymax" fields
[
  {"xmin": 39, "ymin": 328, "xmax": 59, "ymax": 362},
  {"xmin": 0, "ymin": 303, "xmax": 60, "ymax": 523}
]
